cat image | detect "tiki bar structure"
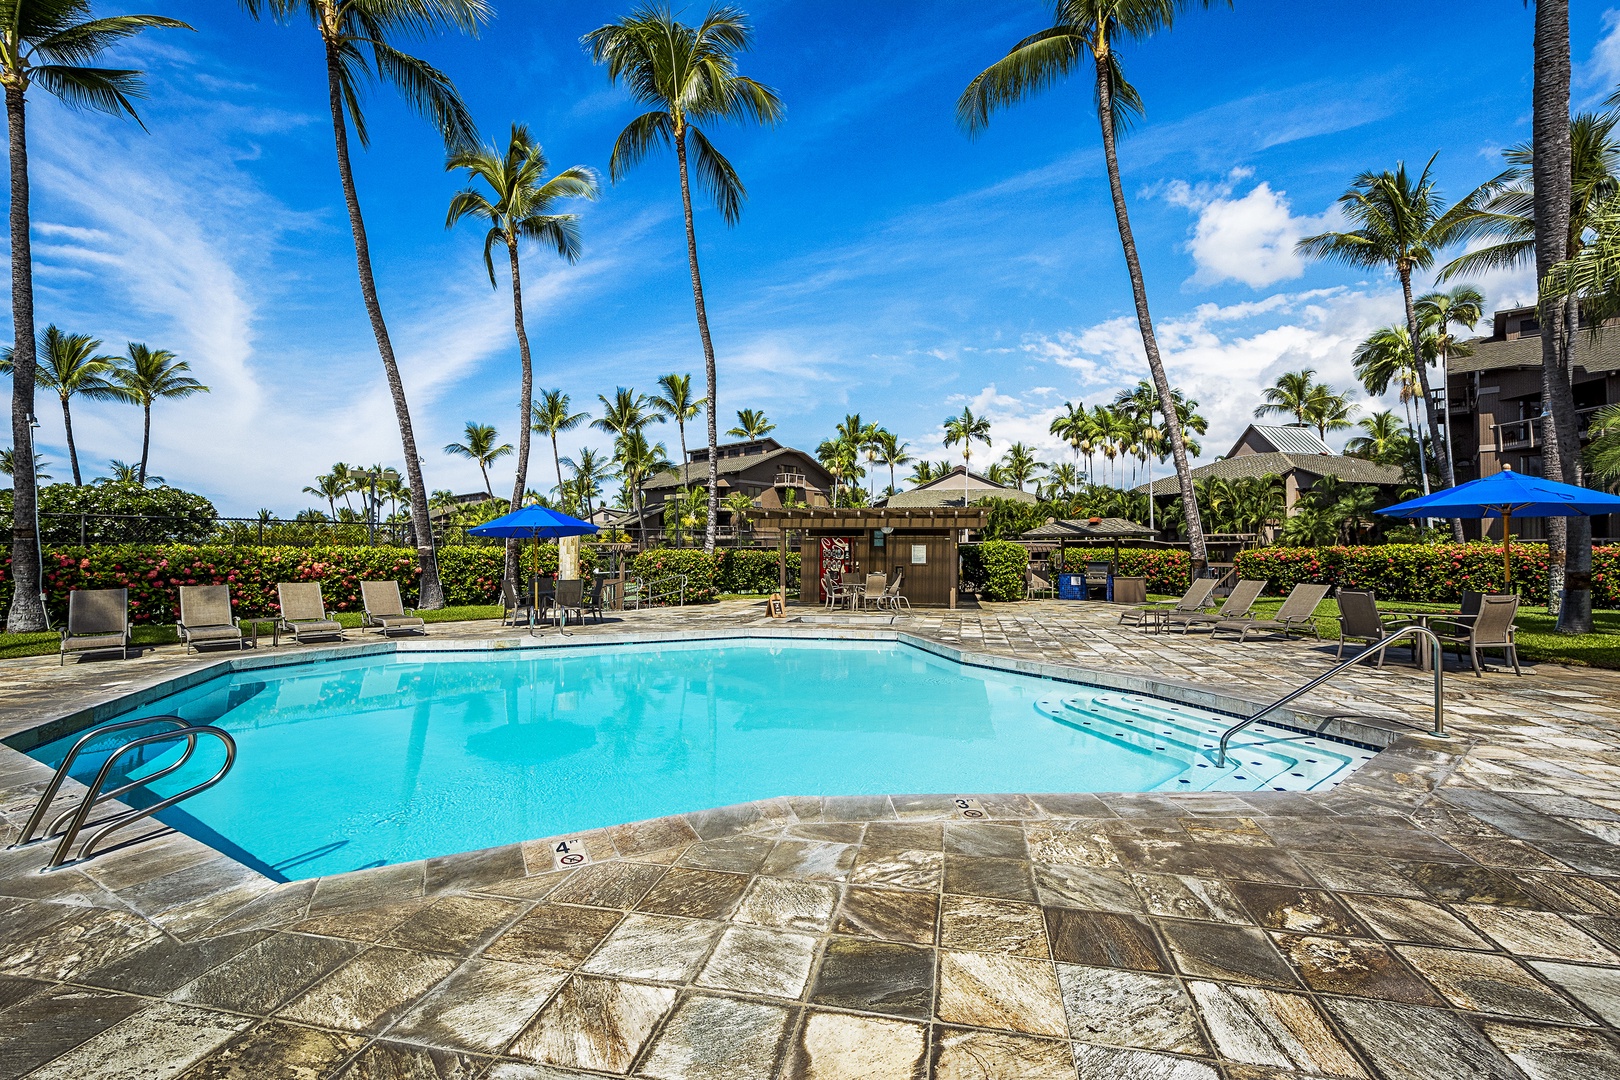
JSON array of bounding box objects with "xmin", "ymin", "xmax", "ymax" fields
[{"xmin": 750, "ymin": 506, "xmax": 988, "ymax": 609}]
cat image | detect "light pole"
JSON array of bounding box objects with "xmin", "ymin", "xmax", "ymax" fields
[{"xmin": 29, "ymin": 415, "xmax": 47, "ymax": 629}]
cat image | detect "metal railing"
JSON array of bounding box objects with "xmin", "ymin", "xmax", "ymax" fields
[
  {"xmin": 642, "ymin": 572, "xmax": 689, "ymax": 606},
  {"xmin": 1215, "ymin": 625, "xmax": 1445, "ymax": 767},
  {"xmin": 13, "ymin": 716, "xmax": 236, "ymax": 869}
]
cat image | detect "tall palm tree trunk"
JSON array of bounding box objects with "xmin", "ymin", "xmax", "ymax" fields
[
  {"xmin": 322, "ymin": 40, "xmax": 443, "ymax": 608},
  {"xmin": 61, "ymin": 397, "xmax": 81, "ymax": 486},
  {"xmin": 5, "ymin": 85, "xmax": 43, "ymax": 631},
  {"xmin": 138, "ymin": 402, "xmax": 152, "ymax": 485},
  {"xmin": 1530, "ymin": 0, "xmax": 1588, "ymax": 631},
  {"xmin": 1094, "ymin": 57, "xmax": 1206, "ymax": 564},
  {"xmin": 551, "ymin": 433, "xmax": 564, "ymax": 502},
  {"xmin": 503, "ymin": 239, "xmax": 531, "ymax": 587},
  {"xmin": 674, "ymin": 129, "xmax": 720, "ymax": 553},
  {"xmin": 1398, "ymin": 268, "xmax": 1462, "ymax": 540}
]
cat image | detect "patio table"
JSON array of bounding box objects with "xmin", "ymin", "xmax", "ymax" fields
[{"xmin": 1380, "ymin": 609, "xmax": 1476, "ymax": 671}]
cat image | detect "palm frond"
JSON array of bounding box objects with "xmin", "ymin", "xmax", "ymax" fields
[
  {"xmin": 362, "ymin": 35, "xmax": 478, "ymax": 150},
  {"xmin": 29, "ymin": 65, "xmax": 145, "ymax": 121},
  {"xmin": 608, "ymin": 110, "xmax": 674, "ymax": 182},
  {"xmin": 956, "ymin": 27, "xmax": 1083, "ymax": 135},
  {"xmin": 686, "ymin": 124, "xmax": 744, "ymax": 224},
  {"xmin": 33, "ymin": 14, "xmax": 192, "ymax": 66},
  {"xmin": 515, "ymin": 214, "xmax": 583, "ymax": 262}
]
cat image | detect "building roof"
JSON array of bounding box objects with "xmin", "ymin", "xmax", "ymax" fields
[
  {"xmin": 880, "ymin": 466, "xmax": 1038, "ymax": 507},
  {"xmin": 1240, "ymin": 424, "xmax": 1335, "ymax": 455},
  {"xmin": 641, "ymin": 445, "xmax": 829, "ymax": 492},
  {"xmin": 1020, "ymin": 517, "xmax": 1155, "ymax": 540},
  {"xmin": 1449, "ymin": 330, "xmax": 1620, "ymax": 377},
  {"xmin": 1137, "ymin": 452, "xmax": 1405, "ymax": 494},
  {"xmin": 748, "ymin": 506, "xmax": 988, "ymax": 528}
]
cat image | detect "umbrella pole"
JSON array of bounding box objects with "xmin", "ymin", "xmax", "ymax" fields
[
  {"xmin": 531, "ymin": 536, "xmax": 540, "ymax": 635},
  {"xmin": 1502, "ymin": 508, "xmax": 1512, "ymax": 591}
]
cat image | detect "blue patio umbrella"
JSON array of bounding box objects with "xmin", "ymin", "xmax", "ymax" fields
[
  {"xmin": 468, "ymin": 506, "xmax": 599, "ymax": 615},
  {"xmin": 1376, "ymin": 465, "xmax": 1620, "ymax": 584}
]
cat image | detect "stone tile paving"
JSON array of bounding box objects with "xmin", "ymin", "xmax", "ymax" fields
[{"xmin": 0, "ymin": 600, "xmax": 1617, "ymax": 1077}]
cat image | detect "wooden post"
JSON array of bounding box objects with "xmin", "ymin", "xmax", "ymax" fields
[
  {"xmin": 778, "ymin": 522, "xmax": 788, "ymax": 604},
  {"xmin": 949, "ymin": 533, "xmax": 958, "ymax": 610}
]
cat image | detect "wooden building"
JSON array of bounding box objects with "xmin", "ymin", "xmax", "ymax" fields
[{"xmin": 750, "ymin": 506, "xmax": 988, "ymax": 609}]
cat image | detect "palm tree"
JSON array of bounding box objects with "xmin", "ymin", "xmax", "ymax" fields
[
  {"xmin": 999, "ymin": 442, "xmax": 1043, "ymax": 491},
  {"xmin": 586, "ymin": 5, "xmax": 784, "ymax": 553},
  {"xmin": 1352, "ymin": 325, "xmax": 1432, "ymax": 487},
  {"xmin": 874, "ymin": 430, "xmax": 911, "ymax": 495},
  {"xmin": 560, "ymin": 446, "xmax": 614, "ymax": 518},
  {"xmin": 303, "ymin": 473, "xmax": 345, "ymax": 519},
  {"xmin": 1346, "ymin": 410, "xmax": 1412, "ymax": 467},
  {"xmin": 532, "ymin": 389, "xmax": 589, "ymax": 511},
  {"xmin": 727, "ymin": 408, "xmax": 773, "ymax": 438},
  {"xmin": 446, "ymin": 122, "xmax": 598, "ymax": 574},
  {"xmin": 2, "ymin": 1, "xmax": 190, "ymax": 631},
  {"xmin": 1416, "ymin": 284, "xmax": 1484, "ymax": 493},
  {"xmin": 942, "ymin": 406, "xmax": 991, "ymax": 486},
  {"xmin": 908, "ymin": 460, "xmax": 945, "ymax": 486},
  {"xmin": 1586, "ymin": 404, "xmax": 1620, "ymax": 488},
  {"xmin": 109, "ymin": 459, "xmax": 160, "ymax": 484},
  {"xmin": 1302, "ymin": 384, "xmax": 1357, "ymax": 441},
  {"xmin": 1046, "ymin": 461, "xmax": 1080, "ymax": 499},
  {"xmin": 239, "ymin": 0, "xmax": 489, "ymax": 611},
  {"xmin": 816, "ymin": 437, "xmax": 859, "ymax": 508},
  {"xmin": 0, "ymin": 326, "xmax": 120, "ymax": 485},
  {"xmin": 958, "ymin": 0, "xmax": 1224, "ymax": 566},
  {"xmin": 1254, "ymin": 370, "xmax": 1319, "ymax": 427},
  {"xmin": 1049, "ymin": 400, "xmax": 1087, "ymax": 470},
  {"xmin": 108, "ymin": 344, "xmax": 207, "ymax": 486},
  {"xmin": 650, "ymin": 372, "xmax": 705, "ymax": 470},
  {"xmin": 613, "ymin": 429, "xmax": 671, "ymax": 529},
  {"xmin": 442, "ymin": 422, "xmax": 512, "ymax": 499},
  {"xmin": 0, "ymin": 449, "xmax": 47, "ymax": 481},
  {"xmin": 593, "ymin": 387, "xmax": 661, "ymax": 442},
  {"xmin": 1297, "ymin": 158, "xmax": 1470, "ymax": 496}
]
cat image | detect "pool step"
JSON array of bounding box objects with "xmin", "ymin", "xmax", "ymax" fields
[{"xmin": 1035, "ymin": 691, "xmax": 1364, "ymax": 793}]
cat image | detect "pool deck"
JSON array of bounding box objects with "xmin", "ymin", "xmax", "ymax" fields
[{"xmin": 0, "ymin": 600, "xmax": 1617, "ymax": 1079}]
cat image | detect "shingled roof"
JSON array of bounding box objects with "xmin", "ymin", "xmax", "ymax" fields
[
  {"xmin": 1450, "ymin": 330, "xmax": 1620, "ymax": 376},
  {"xmin": 1021, "ymin": 517, "xmax": 1155, "ymax": 540},
  {"xmin": 1137, "ymin": 452, "xmax": 1404, "ymax": 495},
  {"xmin": 641, "ymin": 446, "xmax": 829, "ymax": 492}
]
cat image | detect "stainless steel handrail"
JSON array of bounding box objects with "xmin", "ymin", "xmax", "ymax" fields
[
  {"xmin": 47, "ymin": 725, "xmax": 236, "ymax": 869},
  {"xmin": 1215, "ymin": 626, "xmax": 1446, "ymax": 767},
  {"xmin": 13, "ymin": 716, "xmax": 191, "ymax": 847}
]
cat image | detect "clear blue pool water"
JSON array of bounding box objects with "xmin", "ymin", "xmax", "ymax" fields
[{"xmin": 25, "ymin": 639, "xmax": 1370, "ymax": 879}]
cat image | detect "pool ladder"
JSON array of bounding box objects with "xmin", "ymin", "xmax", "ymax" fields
[
  {"xmin": 1215, "ymin": 625, "xmax": 1446, "ymax": 767},
  {"xmin": 11, "ymin": 716, "xmax": 236, "ymax": 870}
]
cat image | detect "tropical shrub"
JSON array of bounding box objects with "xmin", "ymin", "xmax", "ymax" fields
[
  {"xmin": 979, "ymin": 497, "xmax": 1061, "ymax": 541},
  {"xmin": 1234, "ymin": 542, "xmax": 1620, "ymax": 607},
  {"xmin": 715, "ymin": 548, "xmax": 800, "ymax": 594},
  {"xmin": 0, "ymin": 482, "xmax": 217, "ymax": 544},
  {"xmin": 970, "ymin": 540, "xmax": 1030, "ymax": 601},
  {"xmin": 1114, "ymin": 549, "xmax": 1192, "ymax": 594},
  {"xmin": 0, "ymin": 542, "xmax": 602, "ymax": 625},
  {"xmin": 632, "ymin": 548, "xmax": 718, "ymax": 603}
]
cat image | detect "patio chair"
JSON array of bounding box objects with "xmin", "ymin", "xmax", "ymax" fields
[
  {"xmin": 1334, "ymin": 589, "xmax": 1417, "ymax": 667},
  {"xmin": 60, "ymin": 588, "xmax": 131, "ymax": 665},
  {"xmin": 1119, "ymin": 577, "xmax": 1217, "ymax": 628},
  {"xmin": 877, "ymin": 568, "xmax": 910, "ymax": 613},
  {"xmin": 1211, "ymin": 582, "xmax": 1332, "ymax": 642},
  {"xmin": 822, "ymin": 572, "xmax": 853, "ymax": 610},
  {"xmin": 275, "ymin": 582, "xmax": 346, "ymax": 645},
  {"xmin": 500, "ymin": 579, "xmax": 539, "ymax": 628},
  {"xmin": 176, "ymin": 584, "xmax": 245, "ymax": 654},
  {"xmin": 1161, "ymin": 579, "xmax": 1268, "ymax": 633},
  {"xmin": 552, "ymin": 579, "xmax": 585, "ymax": 626},
  {"xmin": 584, "ymin": 576, "xmax": 609, "ymax": 624},
  {"xmin": 1432, "ymin": 594, "xmax": 1521, "ymax": 677},
  {"xmin": 361, "ymin": 580, "xmax": 426, "ymax": 636},
  {"xmin": 860, "ymin": 573, "xmax": 888, "ymax": 611},
  {"xmin": 1027, "ymin": 566, "xmax": 1055, "ymax": 599}
]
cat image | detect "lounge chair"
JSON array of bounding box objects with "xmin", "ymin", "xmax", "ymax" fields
[
  {"xmin": 1119, "ymin": 577, "xmax": 1217, "ymax": 628},
  {"xmin": 361, "ymin": 580, "xmax": 426, "ymax": 636},
  {"xmin": 176, "ymin": 585, "xmax": 246, "ymax": 654},
  {"xmin": 1433, "ymin": 594, "xmax": 1521, "ymax": 677},
  {"xmin": 60, "ymin": 588, "xmax": 131, "ymax": 664},
  {"xmin": 1211, "ymin": 582, "xmax": 1332, "ymax": 641},
  {"xmin": 1161, "ymin": 579, "xmax": 1268, "ymax": 633},
  {"xmin": 1334, "ymin": 589, "xmax": 1417, "ymax": 666},
  {"xmin": 275, "ymin": 582, "xmax": 346, "ymax": 645}
]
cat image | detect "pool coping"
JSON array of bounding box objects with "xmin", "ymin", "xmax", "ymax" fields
[{"xmin": 0, "ymin": 627, "xmax": 1436, "ymax": 892}]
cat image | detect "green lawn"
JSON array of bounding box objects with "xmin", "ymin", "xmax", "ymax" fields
[{"xmin": 1243, "ymin": 597, "xmax": 1620, "ymax": 670}]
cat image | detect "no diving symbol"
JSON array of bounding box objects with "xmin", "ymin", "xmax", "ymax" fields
[
  {"xmin": 551, "ymin": 838, "xmax": 593, "ymax": 871},
  {"xmin": 954, "ymin": 797, "xmax": 986, "ymax": 820}
]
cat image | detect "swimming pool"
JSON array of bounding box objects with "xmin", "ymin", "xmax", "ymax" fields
[{"xmin": 23, "ymin": 638, "xmax": 1373, "ymax": 879}]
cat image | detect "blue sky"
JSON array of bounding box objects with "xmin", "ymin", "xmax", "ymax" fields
[{"xmin": 10, "ymin": 1, "xmax": 1620, "ymax": 513}]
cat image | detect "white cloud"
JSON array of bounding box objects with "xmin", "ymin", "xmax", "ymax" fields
[
  {"xmin": 1580, "ymin": 9, "xmax": 1620, "ymax": 102},
  {"xmin": 1160, "ymin": 170, "xmax": 1336, "ymax": 289}
]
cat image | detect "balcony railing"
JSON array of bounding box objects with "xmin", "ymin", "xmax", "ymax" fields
[
  {"xmin": 1490, "ymin": 404, "xmax": 1609, "ymax": 454},
  {"xmin": 774, "ymin": 470, "xmax": 808, "ymax": 487}
]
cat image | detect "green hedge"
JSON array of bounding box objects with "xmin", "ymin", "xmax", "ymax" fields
[
  {"xmin": 1233, "ymin": 542, "xmax": 1620, "ymax": 607},
  {"xmin": 0, "ymin": 482, "xmax": 217, "ymax": 544},
  {"xmin": 975, "ymin": 540, "xmax": 1030, "ymax": 601},
  {"xmin": 632, "ymin": 548, "xmax": 718, "ymax": 603},
  {"xmin": 716, "ymin": 549, "xmax": 800, "ymax": 595},
  {"xmin": 0, "ymin": 542, "xmax": 603, "ymax": 625}
]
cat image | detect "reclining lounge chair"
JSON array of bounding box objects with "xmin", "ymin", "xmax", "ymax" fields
[
  {"xmin": 275, "ymin": 582, "xmax": 346, "ymax": 645},
  {"xmin": 361, "ymin": 580, "xmax": 426, "ymax": 636},
  {"xmin": 1211, "ymin": 582, "xmax": 1332, "ymax": 642},
  {"xmin": 60, "ymin": 588, "xmax": 131, "ymax": 665},
  {"xmin": 177, "ymin": 584, "xmax": 246, "ymax": 654}
]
